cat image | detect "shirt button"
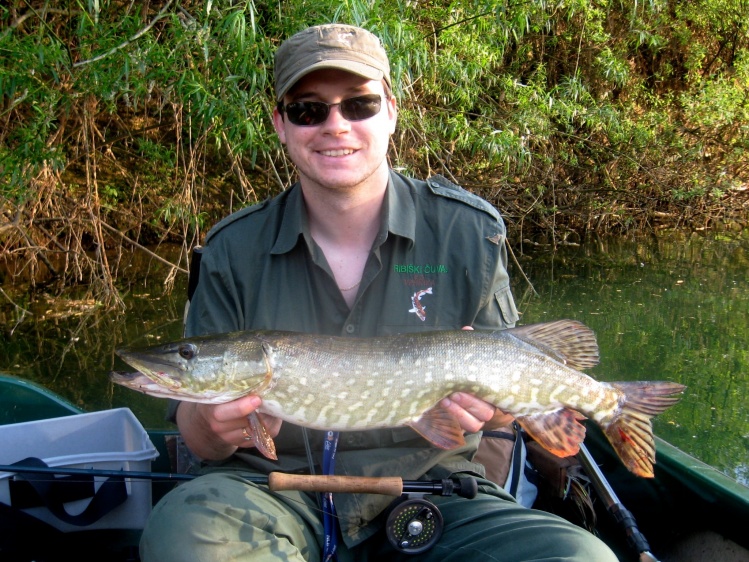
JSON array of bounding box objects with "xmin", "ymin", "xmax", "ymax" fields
[{"xmin": 345, "ymin": 324, "xmax": 355, "ymax": 334}]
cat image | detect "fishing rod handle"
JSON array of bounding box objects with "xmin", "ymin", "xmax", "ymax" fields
[{"xmin": 269, "ymin": 473, "xmax": 404, "ymax": 496}]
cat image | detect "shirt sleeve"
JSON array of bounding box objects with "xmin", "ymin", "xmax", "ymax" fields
[
  {"xmin": 184, "ymin": 243, "xmax": 244, "ymax": 338},
  {"xmin": 471, "ymin": 230, "xmax": 520, "ymax": 330}
]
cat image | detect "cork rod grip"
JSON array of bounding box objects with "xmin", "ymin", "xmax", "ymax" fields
[{"xmin": 268, "ymin": 473, "xmax": 404, "ymax": 496}]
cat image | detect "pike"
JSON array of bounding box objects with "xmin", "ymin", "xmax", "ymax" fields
[{"xmin": 112, "ymin": 320, "xmax": 685, "ymax": 478}]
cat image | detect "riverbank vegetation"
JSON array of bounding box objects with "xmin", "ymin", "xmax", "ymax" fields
[{"xmin": 2, "ymin": 0, "xmax": 748, "ymax": 305}]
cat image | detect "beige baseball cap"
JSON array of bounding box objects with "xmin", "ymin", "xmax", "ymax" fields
[{"xmin": 274, "ymin": 24, "xmax": 391, "ymax": 101}]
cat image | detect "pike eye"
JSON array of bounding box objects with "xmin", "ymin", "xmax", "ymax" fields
[{"xmin": 178, "ymin": 344, "xmax": 197, "ymax": 360}]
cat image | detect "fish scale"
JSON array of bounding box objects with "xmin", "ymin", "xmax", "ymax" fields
[{"xmin": 112, "ymin": 319, "xmax": 685, "ymax": 478}]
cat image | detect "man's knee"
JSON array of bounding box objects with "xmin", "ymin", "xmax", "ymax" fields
[{"xmin": 139, "ymin": 473, "xmax": 320, "ymax": 562}]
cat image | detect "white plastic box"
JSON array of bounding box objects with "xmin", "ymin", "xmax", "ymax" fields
[{"xmin": 0, "ymin": 408, "xmax": 159, "ymax": 532}]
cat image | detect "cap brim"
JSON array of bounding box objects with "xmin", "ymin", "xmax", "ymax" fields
[{"xmin": 276, "ymin": 60, "xmax": 385, "ymax": 101}]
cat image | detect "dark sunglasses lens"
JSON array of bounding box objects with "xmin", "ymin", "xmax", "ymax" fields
[
  {"xmin": 285, "ymin": 101, "xmax": 330, "ymax": 126},
  {"xmin": 284, "ymin": 95, "xmax": 383, "ymax": 126},
  {"xmin": 340, "ymin": 95, "xmax": 382, "ymax": 120}
]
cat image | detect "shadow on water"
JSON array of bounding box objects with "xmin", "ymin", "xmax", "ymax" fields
[
  {"xmin": 1, "ymin": 233, "xmax": 747, "ymax": 485},
  {"xmin": 511, "ymin": 231, "xmax": 749, "ymax": 486}
]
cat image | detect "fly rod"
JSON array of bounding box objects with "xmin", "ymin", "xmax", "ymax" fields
[
  {"xmin": 577, "ymin": 443, "xmax": 659, "ymax": 562},
  {"xmin": 0, "ymin": 463, "xmax": 478, "ymax": 498}
]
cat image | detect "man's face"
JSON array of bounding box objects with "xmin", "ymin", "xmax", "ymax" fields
[{"xmin": 273, "ymin": 68, "xmax": 397, "ymax": 193}]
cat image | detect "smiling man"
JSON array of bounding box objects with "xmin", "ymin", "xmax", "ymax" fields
[
  {"xmin": 139, "ymin": 24, "xmax": 617, "ymax": 562},
  {"xmin": 273, "ymin": 66, "xmax": 396, "ymax": 309}
]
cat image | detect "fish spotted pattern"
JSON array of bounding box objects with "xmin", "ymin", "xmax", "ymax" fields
[{"xmin": 112, "ymin": 320, "xmax": 685, "ymax": 478}]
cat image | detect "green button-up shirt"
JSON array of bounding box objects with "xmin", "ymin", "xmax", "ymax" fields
[{"xmin": 182, "ymin": 170, "xmax": 519, "ymax": 545}]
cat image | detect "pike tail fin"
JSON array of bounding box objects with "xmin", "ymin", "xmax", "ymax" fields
[{"xmin": 603, "ymin": 381, "xmax": 685, "ymax": 478}]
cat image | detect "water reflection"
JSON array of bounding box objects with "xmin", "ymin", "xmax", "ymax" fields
[
  {"xmin": 1, "ymin": 233, "xmax": 747, "ymax": 484},
  {"xmin": 513, "ymin": 232, "xmax": 749, "ymax": 485},
  {"xmin": 0, "ymin": 249, "xmax": 187, "ymax": 428}
]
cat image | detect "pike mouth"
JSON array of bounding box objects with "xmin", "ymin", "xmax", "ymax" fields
[
  {"xmin": 110, "ymin": 370, "xmax": 177, "ymax": 393},
  {"xmin": 115, "ymin": 350, "xmax": 187, "ymax": 390}
]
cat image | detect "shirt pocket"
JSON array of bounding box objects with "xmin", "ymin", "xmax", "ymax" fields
[{"xmin": 494, "ymin": 285, "xmax": 520, "ymax": 327}]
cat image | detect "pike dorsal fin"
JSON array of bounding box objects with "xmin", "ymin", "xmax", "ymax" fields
[
  {"xmin": 515, "ymin": 409, "xmax": 587, "ymax": 457},
  {"xmin": 409, "ymin": 406, "xmax": 467, "ymax": 450},
  {"xmin": 507, "ymin": 320, "xmax": 600, "ymax": 370}
]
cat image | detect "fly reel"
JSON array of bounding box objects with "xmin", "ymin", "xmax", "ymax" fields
[{"xmin": 385, "ymin": 497, "xmax": 444, "ymax": 555}]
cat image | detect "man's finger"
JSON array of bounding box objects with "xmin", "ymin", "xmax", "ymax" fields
[
  {"xmin": 446, "ymin": 392, "xmax": 496, "ymax": 421},
  {"xmin": 212, "ymin": 394, "xmax": 262, "ymax": 423}
]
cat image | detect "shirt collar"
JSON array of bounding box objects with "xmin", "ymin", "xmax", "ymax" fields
[
  {"xmin": 270, "ymin": 185, "xmax": 306, "ymax": 255},
  {"xmin": 386, "ymin": 170, "xmax": 416, "ymax": 243},
  {"xmin": 270, "ymin": 171, "xmax": 417, "ymax": 255}
]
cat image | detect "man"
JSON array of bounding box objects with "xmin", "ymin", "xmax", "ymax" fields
[{"xmin": 140, "ymin": 23, "xmax": 617, "ymax": 561}]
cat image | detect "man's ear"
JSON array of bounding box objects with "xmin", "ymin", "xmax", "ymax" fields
[
  {"xmin": 272, "ymin": 106, "xmax": 287, "ymax": 144},
  {"xmin": 386, "ymin": 95, "xmax": 397, "ymax": 135}
]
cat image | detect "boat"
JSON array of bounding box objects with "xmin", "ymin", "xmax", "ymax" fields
[{"xmin": 1, "ymin": 372, "xmax": 748, "ymax": 562}]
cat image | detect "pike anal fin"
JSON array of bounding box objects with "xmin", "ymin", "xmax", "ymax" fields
[
  {"xmin": 516, "ymin": 409, "xmax": 587, "ymax": 457},
  {"xmin": 409, "ymin": 406, "xmax": 467, "ymax": 450},
  {"xmin": 247, "ymin": 411, "xmax": 278, "ymax": 460}
]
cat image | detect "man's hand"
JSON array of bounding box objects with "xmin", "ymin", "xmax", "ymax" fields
[
  {"xmin": 440, "ymin": 392, "xmax": 515, "ymax": 433},
  {"xmin": 176, "ymin": 396, "xmax": 282, "ymax": 461},
  {"xmin": 210, "ymin": 395, "xmax": 283, "ymax": 446}
]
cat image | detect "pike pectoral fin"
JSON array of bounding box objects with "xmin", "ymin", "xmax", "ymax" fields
[
  {"xmin": 408, "ymin": 406, "xmax": 466, "ymax": 450},
  {"xmin": 516, "ymin": 409, "xmax": 587, "ymax": 457},
  {"xmin": 247, "ymin": 412, "xmax": 278, "ymax": 460}
]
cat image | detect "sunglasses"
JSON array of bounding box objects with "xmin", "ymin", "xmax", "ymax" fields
[{"xmin": 278, "ymin": 94, "xmax": 384, "ymax": 127}]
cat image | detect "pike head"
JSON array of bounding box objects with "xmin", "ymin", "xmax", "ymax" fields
[{"xmin": 113, "ymin": 331, "xmax": 274, "ymax": 403}]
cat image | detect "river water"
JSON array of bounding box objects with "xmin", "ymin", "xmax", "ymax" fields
[
  {"xmin": 1, "ymin": 232, "xmax": 747, "ymax": 486},
  {"xmin": 513, "ymin": 231, "xmax": 749, "ymax": 485}
]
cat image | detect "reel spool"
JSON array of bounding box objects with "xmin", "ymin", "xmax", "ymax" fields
[{"xmin": 385, "ymin": 497, "xmax": 444, "ymax": 555}]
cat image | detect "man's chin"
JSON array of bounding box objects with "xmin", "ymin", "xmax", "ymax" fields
[{"xmin": 301, "ymin": 169, "xmax": 380, "ymax": 191}]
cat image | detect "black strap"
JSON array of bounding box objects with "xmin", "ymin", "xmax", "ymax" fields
[
  {"xmin": 481, "ymin": 430, "xmax": 516, "ymax": 441},
  {"xmin": 187, "ymin": 245, "xmax": 204, "ymax": 302},
  {"xmin": 506, "ymin": 422, "xmax": 524, "ymax": 498},
  {"xmin": 10, "ymin": 471, "xmax": 95, "ymax": 508},
  {"xmin": 4, "ymin": 457, "xmax": 128, "ymax": 527}
]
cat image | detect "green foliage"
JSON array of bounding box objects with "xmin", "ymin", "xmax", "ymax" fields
[{"xmin": 1, "ymin": 0, "xmax": 748, "ymax": 295}]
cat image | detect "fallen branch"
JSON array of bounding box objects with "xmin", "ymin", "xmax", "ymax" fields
[
  {"xmin": 72, "ymin": 0, "xmax": 174, "ymax": 68},
  {"xmin": 0, "ymin": 286, "xmax": 32, "ymax": 336},
  {"xmin": 98, "ymin": 220, "xmax": 188, "ymax": 274}
]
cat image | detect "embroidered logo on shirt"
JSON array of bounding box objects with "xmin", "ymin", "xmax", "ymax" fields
[
  {"xmin": 409, "ymin": 287, "xmax": 433, "ymax": 322},
  {"xmin": 394, "ymin": 264, "xmax": 448, "ymax": 274}
]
